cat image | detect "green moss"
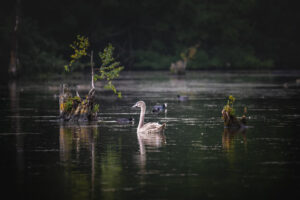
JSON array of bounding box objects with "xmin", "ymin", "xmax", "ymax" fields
[
  {"xmin": 92, "ymin": 104, "xmax": 99, "ymax": 113},
  {"xmin": 71, "ymin": 96, "xmax": 81, "ymax": 102},
  {"xmin": 64, "ymin": 99, "xmax": 73, "ymax": 112}
]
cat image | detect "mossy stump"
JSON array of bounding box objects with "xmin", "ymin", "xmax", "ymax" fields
[
  {"xmin": 59, "ymin": 85, "xmax": 98, "ymax": 122},
  {"xmin": 222, "ymin": 109, "xmax": 246, "ymax": 129},
  {"xmin": 221, "ymin": 95, "xmax": 247, "ymax": 129}
]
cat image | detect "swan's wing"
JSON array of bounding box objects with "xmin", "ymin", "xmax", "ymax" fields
[
  {"xmin": 139, "ymin": 122, "xmax": 166, "ymax": 134},
  {"xmin": 142, "ymin": 122, "xmax": 161, "ymax": 129}
]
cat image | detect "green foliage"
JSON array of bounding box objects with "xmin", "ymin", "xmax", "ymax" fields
[
  {"xmin": 16, "ymin": 18, "xmax": 67, "ymax": 74},
  {"xmin": 2, "ymin": 0, "xmax": 298, "ymax": 75},
  {"xmin": 223, "ymin": 95, "xmax": 236, "ymax": 117},
  {"xmin": 65, "ymin": 36, "xmax": 123, "ymax": 98},
  {"xmin": 64, "ymin": 96, "xmax": 81, "ymax": 112},
  {"xmin": 93, "ymin": 104, "xmax": 99, "ymax": 113},
  {"xmin": 71, "ymin": 96, "xmax": 81, "ymax": 102},
  {"xmin": 134, "ymin": 50, "xmax": 175, "ymax": 70},
  {"xmin": 64, "ymin": 99, "xmax": 73, "ymax": 112},
  {"xmin": 64, "ymin": 35, "xmax": 89, "ymax": 72},
  {"xmin": 95, "ymin": 44, "xmax": 123, "ymax": 98}
]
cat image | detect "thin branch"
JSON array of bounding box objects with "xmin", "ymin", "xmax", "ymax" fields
[
  {"xmin": 76, "ymin": 90, "xmax": 80, "ymax": 98},
  {"xmin": 90, "ymin": 50, "xmax": 95, "ymax": 89}
]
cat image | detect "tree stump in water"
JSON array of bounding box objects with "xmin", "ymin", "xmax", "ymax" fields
[
  {"xmin": 59, "ymin": 85, "xmax": 98, "ymax": 121},
  {"xmin": 170, "ymin": 60, "xmax": 187, "ymax": 75},
  {"xmin": 221, "ymin": 108, "xmax": 246, "ymax": 129},
  {"xmin": 170, "ymin": 45, "xmax": 199, "ymax": 75}
]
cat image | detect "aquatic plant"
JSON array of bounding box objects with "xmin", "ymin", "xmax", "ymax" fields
[
  {"xmin": 223, "ymin": 95, "xmax": 236, "ymax": 117},
  {"xmin": 64, "ymin": 35, "xmax": 123, "ymax": 96},
  {"xmin": 59, "ymin": 35, "xmax": 123, "ymax": 121},
  {"xmin": 95, "ymin": 44, "xmax": 123, "ymax": 98},
  {"xmin": 64, "ymin": 99, "xmax": 73, "ymax": 112},
  {"xmin": 222, "ymin": 95, "xmax": 246, "ymax": 128}
]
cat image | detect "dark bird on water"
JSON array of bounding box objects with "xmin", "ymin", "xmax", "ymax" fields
[
  {"xmin": 152, "ymin": 103, "xmax": 167, "ymax": 113},
  {"xmin": 177, "ymin": 95, "xmax": 189, "ymax": 101},
  {"xmin": 116, "ymin": 117, "xmax": 135, "ymax": 124}
]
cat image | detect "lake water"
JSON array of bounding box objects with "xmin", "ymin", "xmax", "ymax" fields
[{"xmin": 1, "ymin": 71, "xmax": 300, "ymax": 200}]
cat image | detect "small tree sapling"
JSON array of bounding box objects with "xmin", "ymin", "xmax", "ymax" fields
[{"xmin": 59, "ymin": 35, "xmax": 123, "ymax": 121}]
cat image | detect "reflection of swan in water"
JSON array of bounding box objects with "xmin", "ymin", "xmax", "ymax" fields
[
  {"xmin": 137, "ymin": 131, "xmax": 166, "ymax": 155},
  {"xmin": 136, "ymin": 131, "xmax": 166, "ymax": 172},
  {"xmin": 132, "ymin": 101, "xmax": 166, "ymax": 134}
]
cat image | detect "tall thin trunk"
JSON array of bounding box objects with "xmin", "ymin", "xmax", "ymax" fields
[
  {"xmin": 9, "ymin": 81, "xmax": 24, "ymax": 175},
  {"xmin": 9, "ymin": 0, "xmax": 21, "ymax": 77},
  {"xmin": 90, "ymin": 50, "xmax": 94, "ymax": 89}
]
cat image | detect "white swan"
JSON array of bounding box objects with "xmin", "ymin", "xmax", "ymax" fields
[{"xmin": 132, "ymin": 101, "xmax": 166, "ymax": 134}]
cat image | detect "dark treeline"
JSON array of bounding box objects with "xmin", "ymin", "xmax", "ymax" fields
[{"xmin": 0, "ymin": 0, "xmax": 299, "ymax": 77}]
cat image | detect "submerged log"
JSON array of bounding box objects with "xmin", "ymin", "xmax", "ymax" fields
[{"xmin": 59, "ymin": 84, "xmax": 97, "ymax": 122}]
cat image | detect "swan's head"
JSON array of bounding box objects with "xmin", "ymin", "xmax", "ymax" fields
[{"xmin": 132, "ymin": 101, "xmax": 146, "ymax": 108}]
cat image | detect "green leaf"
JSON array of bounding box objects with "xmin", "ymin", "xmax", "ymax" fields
[
  {"xmin": 64, "ymin": 65, "xmax": 69, "ymax": 72},
  {"xmin": 64, "ymin": 35, "xmax": 89, "ymax": 72},
  {"xmin": 64, "ymin": 36, "xmax": 123, "ymax": 99}
]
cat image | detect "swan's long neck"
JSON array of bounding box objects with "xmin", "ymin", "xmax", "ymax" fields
[{"xmin": 138, "ymin": 104, "xmax": 146, "ymax": 131}]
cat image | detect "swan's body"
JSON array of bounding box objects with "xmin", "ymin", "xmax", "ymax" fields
[{"xmin": 132, "ymin": 101, "xmax": 166, "ymax": 134}]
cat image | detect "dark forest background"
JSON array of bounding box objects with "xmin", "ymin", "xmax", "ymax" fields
[{"xmin": 0, "ymin": 0, "xmax": 299, "ymax": 78}]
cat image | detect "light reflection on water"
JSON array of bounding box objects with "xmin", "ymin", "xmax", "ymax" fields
[{"xmin": 0, "ymin": 71, "xmax": 300, "ymax": 199}]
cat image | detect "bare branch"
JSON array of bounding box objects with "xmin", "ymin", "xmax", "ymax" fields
[{"xmin": 91, "ymin": 50, "xmax": 95, "ymax": 89}]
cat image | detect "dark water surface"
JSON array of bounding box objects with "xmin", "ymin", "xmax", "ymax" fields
[{"xmin": 1, "ymin": 71, "xmax": 300, "ymax": 200}]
